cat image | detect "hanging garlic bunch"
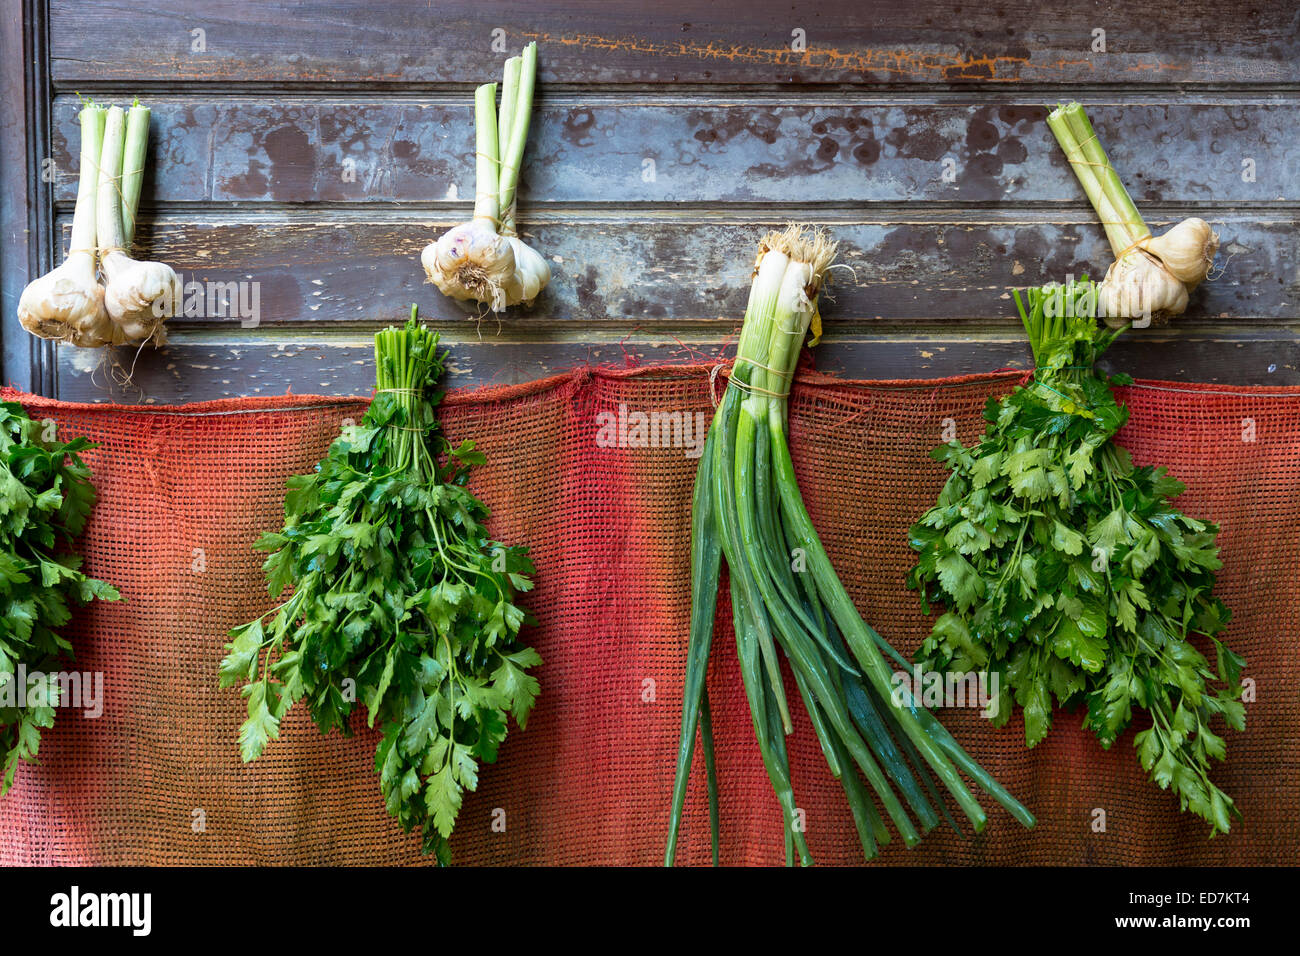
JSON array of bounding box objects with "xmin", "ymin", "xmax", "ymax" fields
[
  {"xmin": 97, "ymin": 104, "xmax": 176, "ymax": 345},
  {"xmin": 422, "ymin": 42, "xmax": 550, "ymax": 313},
  {"xmin": 18, "ymin": 105, "xmax": 112, "ymax": 347},
  {"xmin": 1048, "ymin": 103, "xmax": 1218, "ymax": 327},
  {"xmin": 18, "ymin": 100, "xmax": 174, "ymax": 350}
]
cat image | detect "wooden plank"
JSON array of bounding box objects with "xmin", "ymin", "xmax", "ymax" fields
[
  {"xmin": 49, "ymin": 96, "xmax": 1300, "ymax": 206},
  {"xmin": 49, "ymin": 0, "xmax": 1300, "ymax": 87},
  {"xmin": 1, "ymin": 0, "xmax": 51, "ymax": 393},
  {"xmin": 53, "ymin": 327, "xmax": 1300, "ymax": 404},
  {"xmin": 53, "ymin": 211, "xmax": 1300, "ymax": 325}
]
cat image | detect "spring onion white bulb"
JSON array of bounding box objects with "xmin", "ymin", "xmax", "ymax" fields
[{"xmin": 422, "ymin": 42, "xmax": 550, "ymax": 312}]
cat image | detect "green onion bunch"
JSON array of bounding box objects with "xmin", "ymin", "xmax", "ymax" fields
[{"xmin": 666, "ymin": 227, "xmax": 1035, "ymax": 866}]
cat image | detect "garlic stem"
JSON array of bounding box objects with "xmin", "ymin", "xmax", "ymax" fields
[
  {"xmin": 97, "ymin": 106, "xmax": 128, "ymax": 255},
  {"xmin": 1060, "ymin": 104, "xmax": 1148, "ymax": 254},
  {"xmin": 1047, "ymin": 103, "xmax": 1146, "ymax": 258},
  {"xmin": 71, "ymin": 105, "xmax": 105, "ymax": 260},
  {"xmin": 498, "ymin": 55, "xmax": 521, "ymax": 164},
  {"xmin": 498, "ymin": 41, "xmax": 537, "ymax": 237},
  {"xmin": 120, "ymin": 101, "xmax": 151, "ymax": 248},
  {"xmin": 472, "ymin": 82, "xmax": 500, "ymax": 229}
]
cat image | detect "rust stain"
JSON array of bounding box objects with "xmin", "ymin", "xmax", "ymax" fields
[{"xmin": 522, "ymin": 30, "xmax": 1095, "ymax": 81}]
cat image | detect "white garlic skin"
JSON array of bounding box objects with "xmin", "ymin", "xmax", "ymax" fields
[
  {"xmin": 422, "ymin": 221, "xmax": 516, "ymax": 312},
  {"xmin": 17, "ymin": 254, "xmax": 106, "ymax": 345},
  {"xmin": 1142, "ymin": 217, "xmax": 1219, "ymax": 289},
  {"xmin": 1098, "ymin": 253, "xmax": 1189, "ymax": 327}
]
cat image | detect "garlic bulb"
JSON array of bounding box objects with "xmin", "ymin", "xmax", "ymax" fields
[
  {"xmin": 423, "ymin": 221, "xmax": 518, "ymax": 313},
  {"xmin": 18, "ymin": 256, "xmax": 107, "ymax": 342},
  {"xmin": 18, "ymin": 105, "xmax": 107, "ymax": 345},
  {"xmin": 100, "ymin": 250, "xmax": 176, "ymax": 344},
  {"xmin": 421, "ymin": 44, "xmax": 549, "ymax": 314},
  {"xmin": 503, "ymin": 236, "xmax": 551, "ymax": 305},
  {"xmin": 1142, "ymin": 217, "xmax": 1219, "ymax": 289},
  {"xmin": 1047, "ymin": 104, "xmax": 1219, "ymax": 330},
  {"xmin": 1098, "ymin": 253, "xmax": 1189, "ymax": 326},
  {"xmin": 97, "ymin": 106, "xmax": 172, "ymax": 345}
]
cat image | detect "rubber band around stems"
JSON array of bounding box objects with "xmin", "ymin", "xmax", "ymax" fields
[
  {"xmin": 706, "ymin": 356, "xmax": 797, "ymax": 407},
  {"xmin": 374, "ymin": 388, "xmax": 422, "ymax": 395}
]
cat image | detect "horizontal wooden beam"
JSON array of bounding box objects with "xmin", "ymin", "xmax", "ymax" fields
[
  {"xmin": 54, "ymin": 326, "xmax": 1300, "ymax": 404},
  {"xmin": 49, "ymin": 96, "xmax": 1300, "ymax": 206},
  {"xmin": 53, "ymin": 211, "xmax": 1300, "ymax": 325},
  {"xmin": 50, "ymin": 1, "xmax": 1300, "ymax": 87}
]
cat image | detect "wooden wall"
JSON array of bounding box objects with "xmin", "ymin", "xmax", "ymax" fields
[{"xmin": 4, "ymin": 0, "xmax": 1299, "ymax": 402}]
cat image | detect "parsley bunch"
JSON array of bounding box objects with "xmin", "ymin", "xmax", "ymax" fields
[
  {"xmin": 908, "ymin": 279, "xmax": 1246, "ymax": 836},
  {"xmin": 1, "ymin": 402, "xmax": 119, "ymax": 793},
  {"xmin": 220, "ymin": 308, "xmax": 539, "ymax": 864}
]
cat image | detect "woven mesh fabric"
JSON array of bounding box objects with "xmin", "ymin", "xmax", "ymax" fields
[{"xmin": 0, "ymin": 368, "xmax": 1295, "ymax": 866}]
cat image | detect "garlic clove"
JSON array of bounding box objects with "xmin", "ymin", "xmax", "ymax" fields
[
  {"xmin": 1142, "ymin": 217, "xmax": 1219, "ymax": 289},
  {"xmin": 503, "ymin": 236, "xmax": 551, "ymax": 305},
  {"xmin": 103, "ymin": 256, "xmax": 179, "ymax": 321}
]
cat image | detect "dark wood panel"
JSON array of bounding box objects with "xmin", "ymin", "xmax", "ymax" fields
[
  {"xmin": 1, "ymin": 0, "xmax": 49, "ymax": 393},
  {"xmin": 54, "ymin": 327, "xmax": 1300, "ymax": 404},
  {"xmin": 49, "ymin": 1, "xmax": 1300, "ymax": 87},
  {"xmin": 55, "ymin": 212, "xmax": 1300, "ymax": 325},
  {"xmin": 49, "ymin": 97, "xmax": 1300, "ymax": 206}
]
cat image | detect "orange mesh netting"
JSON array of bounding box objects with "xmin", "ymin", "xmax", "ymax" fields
[{"xmin": 0, "ymin": 367, "xmax": 1295, "ymax": 866}]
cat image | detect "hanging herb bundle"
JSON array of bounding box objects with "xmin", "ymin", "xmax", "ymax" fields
[
  {"xmin": 219, "ymin": 308, "xmax": 539, "ymax": 864},
  {"xmin": 907, "ymin": 277, "xmax": 1246, "ymax": 835},
  {"xmin": 1, "ymin": 402, "xmax": 120, "ymax": 792},
  {"xmin": 666, "ymin": 227, "xmax": 1035, "ymax": 867}
]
